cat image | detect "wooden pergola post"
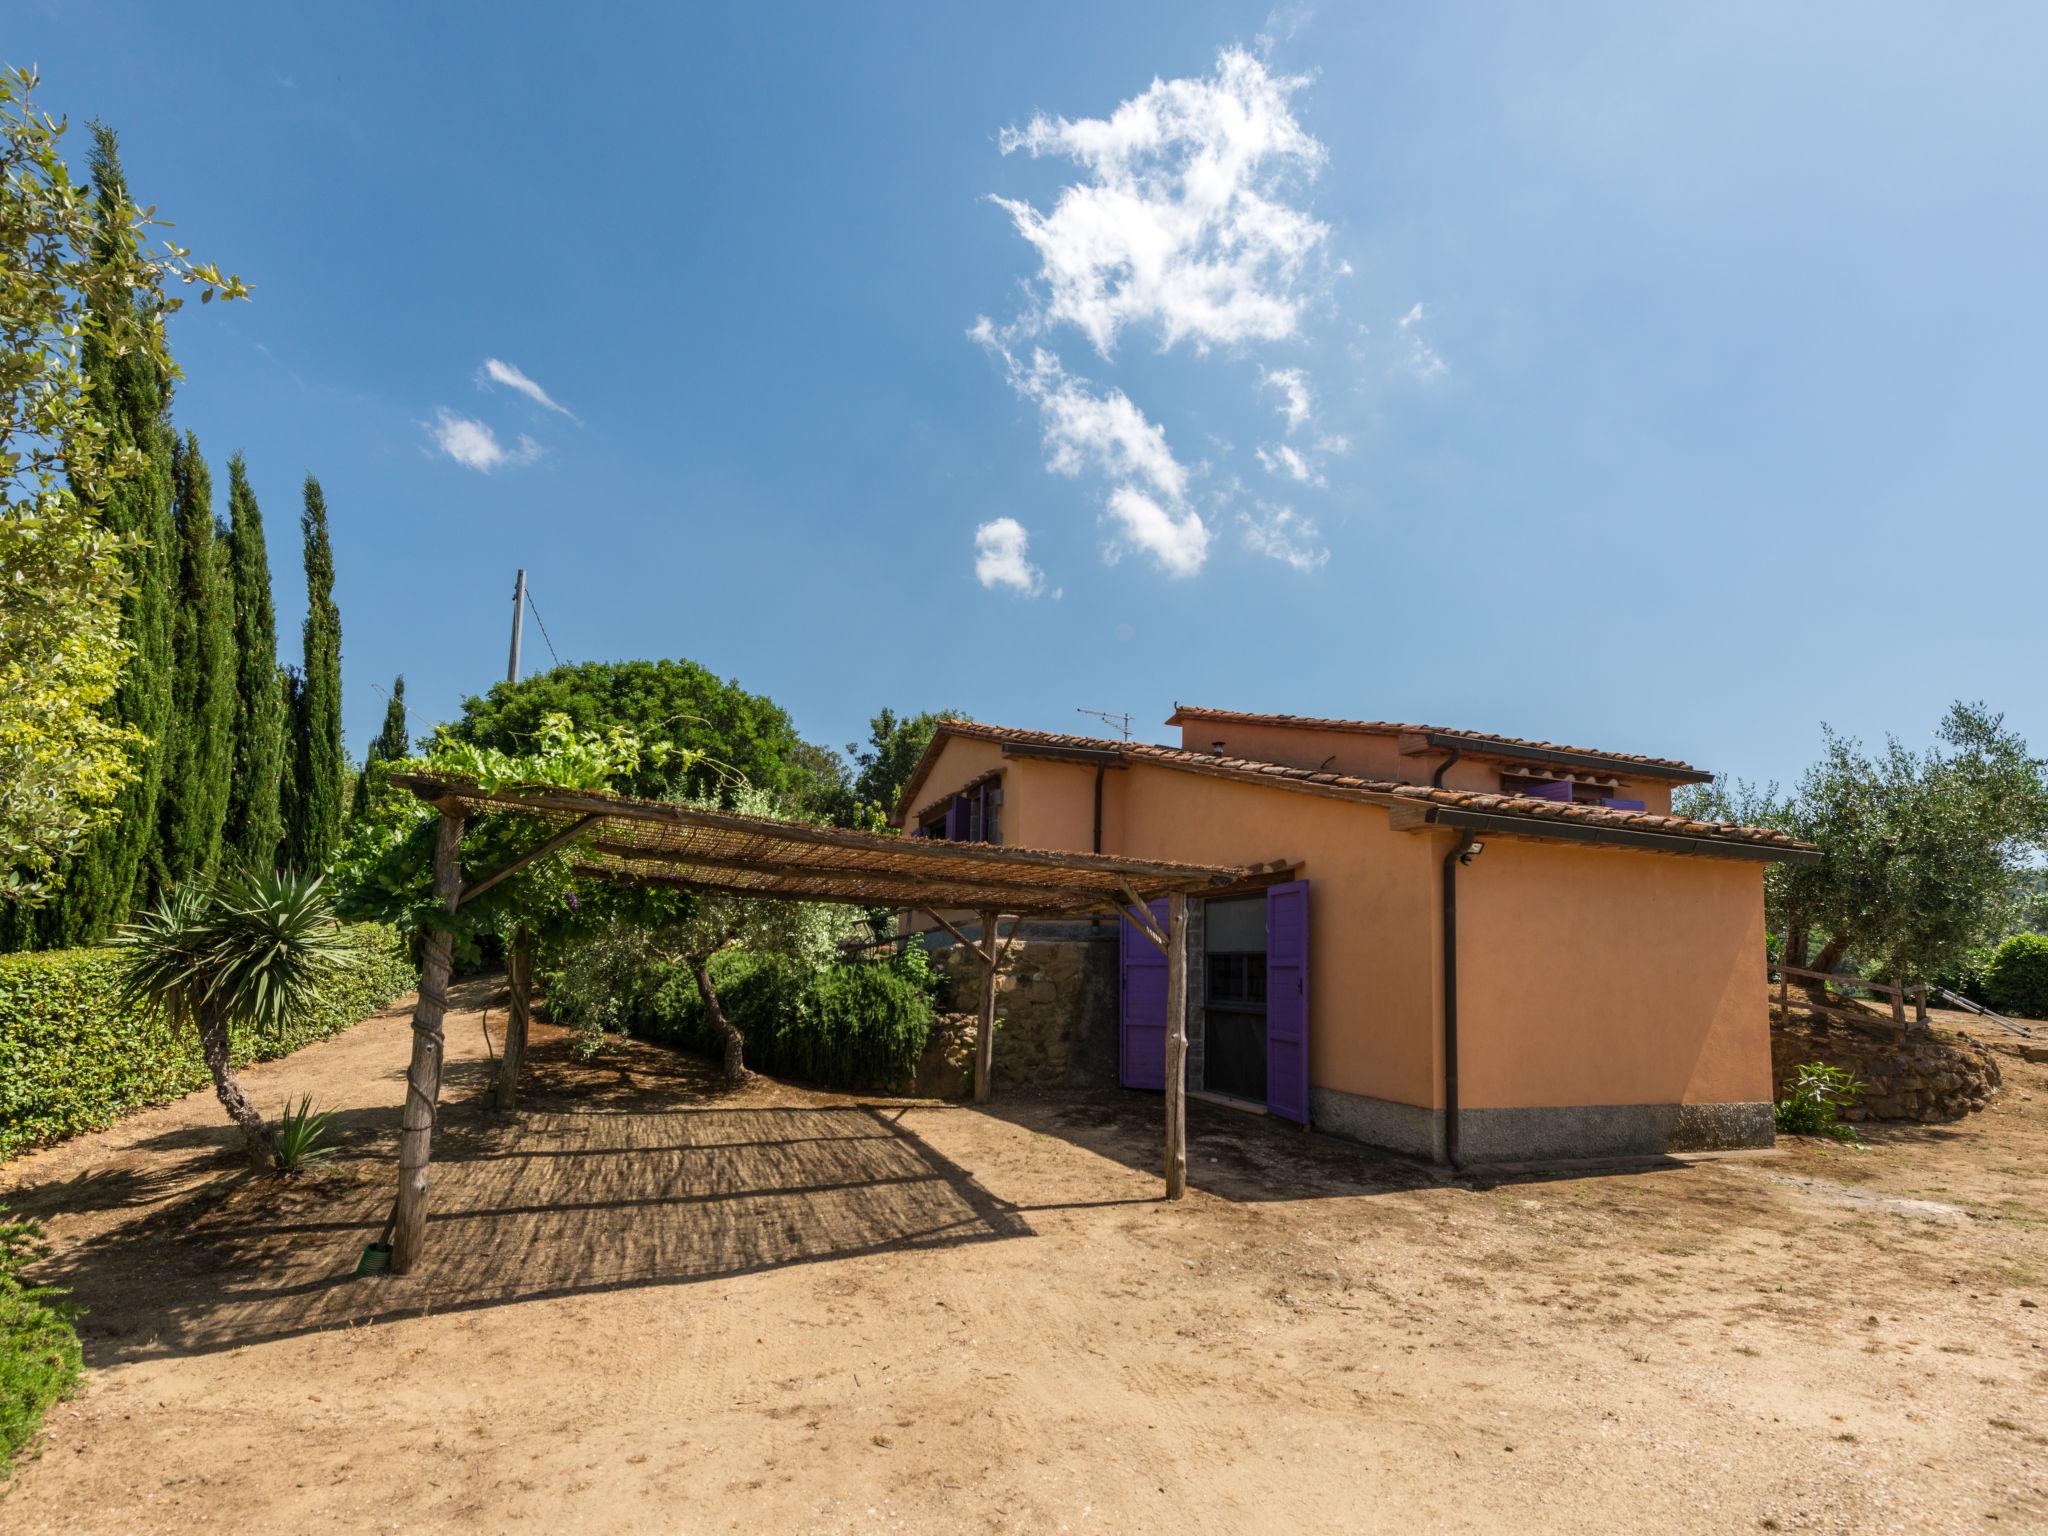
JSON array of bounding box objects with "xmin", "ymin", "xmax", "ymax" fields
[
  {"xmin": 974, "ymin": 909, "xmax": 1000, "ymax": 1104},
  {"xmin": 392, "ymin": 805, "xmax": 466, "ymax": 1273},
  {"xmin": 496, "ymin": 927, "xmax": 532, "ymax": 1111},
  {"xmin": 1163, "ymin": 892, "xmax": 1189, "ymax": 1200}
]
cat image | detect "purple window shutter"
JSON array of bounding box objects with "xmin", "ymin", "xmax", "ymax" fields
[
  {"xmin": 1521, "ymin": 780, "xmax": 1573, "ymax": 802},
  {"xmin": 1119, "ymin": 900, "xmax": 1169, "ymax": 1090},
  {"xmin": 1264, "ymin": 880, "xmax": 1310, "ymax": 1124},
  {"xmin": 1601, "ymin": 796, "xmax": 1645, "ymax": 811},
  {"xmin": 945, "ymin": 795, "xmax": 968, "ymax": 841}
]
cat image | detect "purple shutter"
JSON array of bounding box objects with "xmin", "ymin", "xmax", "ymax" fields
[
  {"xmin": 1265, "ymin": 880, "xmax": 1310, "ymax": 1124},
  {"xmin": 1521, "ymin": 779, "xmax": 1573, "ymax": 802},
  {"xmin": 945, "ymin": 795, "xmax": 968, "ymax": 841},
  {"xmin": 1119, "ymin": 900, "xmax": 1169, "ymax": 1090},
  {"xmin": 1601, "ymin": 796, "xmax": 1646, "ymax": 811}
]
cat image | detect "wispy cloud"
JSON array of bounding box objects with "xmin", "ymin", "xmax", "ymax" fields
[
  {"xmin": 1255, "ymin": 442, "xmax": 1324, "ymax": 487},
  {"xmin": 429, "ymin": 409, "xmax": 541, "ymax": 472},
  {"xmin": 1238, "ymin": 502, "xmax": 1328, "ymax": 571},
  {"xmin": 991, "ymin": 47, "xmax": 1331, "ymax": 357},
  {"xmin": 476, "ymin": 358, "xmax": 581, "ymax": 423},
  {"xmin": 1107, "ymin": 487, "xmax": 1211, "ymax": 578},
  {"xmin": 973, "ymin": 517, "xmax": 1045, "ymax": 595},
  {"xmin": 972, "ymin": 326, "xmax": 1209, "ymax": 577},
  {"xmin": 1396, "ymin": 303, "xmax": 1448, "ymax": 382},
  {"xmin": 1261, "ymin": 366, "xmax": 1314, "ymax": 434}
]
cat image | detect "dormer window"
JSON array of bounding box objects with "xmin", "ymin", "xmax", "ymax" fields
[{"xmin": 1500, "ymin": 769, "xmax": 1622, "ymax": 806}]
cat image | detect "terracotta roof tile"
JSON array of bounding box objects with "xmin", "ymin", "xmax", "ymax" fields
[
  {"xmin": 906, "ymin": 720, "xmax": 1811, "ymax": 859},
  {"xmin": 1166, "ymin": 705, "xmax": 1709, "ymax": 778}
]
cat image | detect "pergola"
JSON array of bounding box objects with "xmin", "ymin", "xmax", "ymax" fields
[{"xmin": 381, "ymin": 773, "xmax": 1260, "ymax": 1273}]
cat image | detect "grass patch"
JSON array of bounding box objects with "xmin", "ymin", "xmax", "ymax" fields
[{"xmin": 0, "ymin": 1216, "xmax": 80, "ymax": 1478}]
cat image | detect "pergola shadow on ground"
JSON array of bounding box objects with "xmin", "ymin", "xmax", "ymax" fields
[
  {"xmin": 966, "ymin": 1091, "xmax": 1443, "ymax": 1205},
  {"xmin": 29, "ymin": 1029, "xmax": 1033, "ymax": 1367}
]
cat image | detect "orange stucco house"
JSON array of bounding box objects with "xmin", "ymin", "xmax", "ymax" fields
[{"xmin": 894, "ymin": 707, "xmax": 1818, "ymax": 1166}]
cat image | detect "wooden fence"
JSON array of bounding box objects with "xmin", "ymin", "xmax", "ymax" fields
[{"xmin": 1774, "ymin": 961, "xmax": 1928, "ymax": 1026}]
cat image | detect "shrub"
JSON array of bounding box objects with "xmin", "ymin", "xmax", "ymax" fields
[
  {"xmin": 635, "ymin": 950, "xmax": 933, "ymax": 1090},
  {"xmin": 272, "ymin": 1097, "xmax": 338, "ymax": 1175},
  {"xmin": 1776, "ymin": 1061, "xmax": 1864, "ymax": 1139},
  {"xmin": 0, "ymin": 924, "xmax": 415, "ymax": 1161},
  {"xmin": 0, "ymin": 1215, "xmax": 80, "ymax": 1477},
  {"xmin": 1982, "ymin": 932, "xmax": 2048, "ymax": 1020}
]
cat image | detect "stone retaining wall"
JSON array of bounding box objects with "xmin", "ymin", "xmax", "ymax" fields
[
  {"xmin": 921, "ymin": 929, "xmax": 1120, "ymax": 1093},
  {"xmin": 1772, "ymin": 1011, "xmax": 2001, "ymax": 1122}
]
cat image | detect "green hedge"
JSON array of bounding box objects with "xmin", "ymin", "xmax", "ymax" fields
[
  {"xmin": 1984, "ymin": 932, "xmax": 2048, "ymax": 1020},
  {"xmin": 0, "ymin": 924, "xmax": 416, "ymax": 1161},
  {"xmin": 638, "ymin": 950, "xmax": 933, "ymax": 1089}
]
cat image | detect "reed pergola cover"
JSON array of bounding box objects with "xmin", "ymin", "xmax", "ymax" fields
[
  {"xmin": 386, "ymin": 772, "xmax": 1254, "ymax": 914},
  {"xmin": 377, "ymin": 773, "xmax": 1261, "ymax": 1274}
]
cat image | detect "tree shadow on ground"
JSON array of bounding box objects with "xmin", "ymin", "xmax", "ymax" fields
[
  {"xmin": 963, "ymin": 1088, "xmax": 1444, "ymax": 1204},
  {"xmin": 32, "ymin": 1034, "xmax": 1032, "ymax": 1367}
]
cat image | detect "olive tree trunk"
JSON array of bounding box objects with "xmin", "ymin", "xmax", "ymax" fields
[
  {"xmin": 1802, "ymin": 933, "xmax": 1854, "ymax": 1009},
  {"xmin": 197, "ymin": 1012, "xmax": 275, "ymax": 1169},
  {"xmin": 689, "ymin": 957, "xmax": 748, "ymax": 1083}
]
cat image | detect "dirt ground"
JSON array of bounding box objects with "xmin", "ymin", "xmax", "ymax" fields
[{"xmin": 4, "ymin": 981, "xmax": 2045, "ymax": 1535}]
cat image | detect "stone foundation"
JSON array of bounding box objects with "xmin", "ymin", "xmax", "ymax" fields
[{"xmin": 1772, "ymin": 1012, "xmax": 2001, "ymax": 1123}]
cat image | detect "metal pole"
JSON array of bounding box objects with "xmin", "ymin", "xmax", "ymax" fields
[{"xmin": 507, "ymin": 568, "xmax": 526, "ymax": 683}]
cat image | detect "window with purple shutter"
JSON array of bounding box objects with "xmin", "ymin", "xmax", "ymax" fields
[
  {"xmin": 1118, "ymin": 900, "xmax": 1168, "ymax": 1090},
  {"xmin": 1264, "ymin": 881, "xmax": 1309, "ymax": 1124}
]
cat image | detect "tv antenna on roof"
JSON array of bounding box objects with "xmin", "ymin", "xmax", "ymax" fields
[{"xmin": 1076, "ymin": 707, "xmax": 1133, "ymax": 740}]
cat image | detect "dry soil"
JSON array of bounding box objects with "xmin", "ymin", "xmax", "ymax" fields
[{"xmin": 3, "ymin": 981, "xmax": 2045, "ymax": 1534}]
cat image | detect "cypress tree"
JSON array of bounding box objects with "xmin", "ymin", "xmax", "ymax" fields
[
  {"xmin": 28, "ymin": 124, "xmax": 178, "ymax": 947},
  {"xmin": 155, "ymin": 434, "xmax": 236, "ymax": 892},
  {"xmin": 277, "ymin": 665, "xmax": 305, "ymax": 869},
  {"xmin": 354, "ymin": 676, "xmax": 409, "ymax": 814},
  {"xmin": 284, "ymin": 477, "xmax": 344, "ymax": 872},
  {"xmin": 222, "ymin": 454, "xmax": 285, "ymax": 870}
]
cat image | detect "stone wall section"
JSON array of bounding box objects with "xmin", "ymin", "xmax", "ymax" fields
[
  {"xmin": 923, "ymin": 926, "xmax": 1121, "ymax": 1092},
  {"xmin": 1772, "ymin": 1011, "xmax": 2001, "ymax": 1123}
]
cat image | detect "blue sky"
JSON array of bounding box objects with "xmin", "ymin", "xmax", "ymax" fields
[{"xmin": 17, "ymin": 2, "xmax": 2047, "ymax": 791}]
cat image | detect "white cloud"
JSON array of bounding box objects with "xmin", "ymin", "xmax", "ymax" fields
[
  {"xmin": 429, "ymin": 409, "xmax": 540, "ymax": 472},
  {"xmin": 974, "ymin": 329, "xmax": 1211, "ymax": 576},
  {"xmin": 476, "ymin": 358, "xmax": 580, "ymax": 422},
  {"xmin": 973, "ymin": 517, "xmax": 1044, "ymax": 595},
  {"xmin": 992, "ymin": 47, "xmax": 1330, "ymax": 357},
  {"xmin": 1238, "ymin": 503, "xmax": 1328, "ymax": 571},
  {"xmin": 1254, "ymin": 442, "xmax": 1323, "ymax": 487},
  {"xmin": 1396, "ymin": 302, "xmax": 1448, "ymax": 382},
  {"xmin": 1106, "ymin": 487, "xmax": 1210, "ymax": 578},
  {"xmin": 1261, "ymin": 366, "xmax": 1314, "ymax": 433}
]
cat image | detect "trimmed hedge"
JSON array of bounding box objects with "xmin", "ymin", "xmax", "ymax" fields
[
  {"xmin": 1983, "ymin": 932, "xmax": 2048, "ymax": 1020},
  {"xmin": 0, "ymin": 924, "xmax": 416, "ymax": 1161},
  {"xmin": 639, "ymin": 950, "xmax": 933, "ymax": 1089}
]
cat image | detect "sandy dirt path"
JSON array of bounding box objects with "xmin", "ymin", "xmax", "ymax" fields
[{"xmin": 3, "ymin": 979, "xmax": 2045, "ymax": 1533}]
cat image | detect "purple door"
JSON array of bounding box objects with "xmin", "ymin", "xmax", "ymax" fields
[
  {"xmin": 1119, "ymin": 900, "xmax": 1168, "ymax": 1090},
  {"xmin": 1265, "ymin": 881, "xmax": 1310, "ymax": 1123}
]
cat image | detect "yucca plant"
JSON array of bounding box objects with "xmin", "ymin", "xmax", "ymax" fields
[
  {"xmin": 117, "ymin": 870, "xmax": 354, "ymax": 1169},
  {"xmin": 272, "ymin": 1096, "xmax": 338, "ymax": 1175}
]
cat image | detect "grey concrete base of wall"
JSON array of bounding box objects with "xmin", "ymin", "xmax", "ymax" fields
[
  {"xmin": 1455, "ymin": 1101, "xmax": 1774, "ymax": 1163},
  {"xmin": 1309, "ymin": 1087, "xmax": 1444, "ymax": 1162},
  {"xmin": 1308, "ymin": 1086, "xmax": 1773, "ymax": 1165}
]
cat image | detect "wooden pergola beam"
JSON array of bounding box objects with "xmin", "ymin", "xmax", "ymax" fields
[
  {"xmin": 458, "ymin": 814, "xmax": 602, "ymax": 909},
  {"xmin": 587, "ymin": 839, "xmax": 1101, "ymax": 910}
]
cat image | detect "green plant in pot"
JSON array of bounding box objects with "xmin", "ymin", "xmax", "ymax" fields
[{"xmin": 117, "ymin": 870, "xmax": 353, "ymax": 1170}]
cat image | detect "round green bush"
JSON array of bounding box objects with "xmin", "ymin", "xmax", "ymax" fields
[{"xmin": 1982, "ymin": 932, "xmax": 2048, "ymax": 1020}]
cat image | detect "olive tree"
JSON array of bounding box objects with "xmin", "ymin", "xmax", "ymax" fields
[{"xmin": 1680, "ymin": 702, "xmax": 2048, "ymax": 998}]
